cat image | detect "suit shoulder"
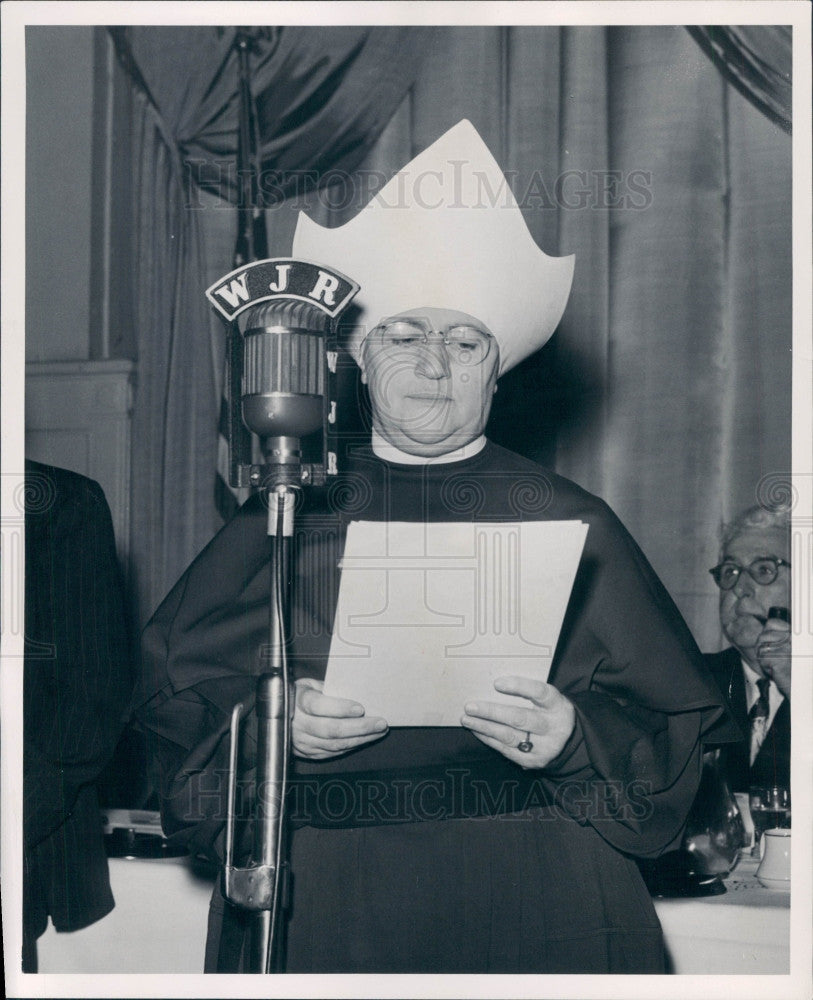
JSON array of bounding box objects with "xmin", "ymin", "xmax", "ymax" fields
[
  {"xmin": 25, "ymin": 460, "xmax": 109, "ymax": 520},
  {"xmin": 703, "ymin": 647, "xmax": 742, "ymax": 678}
]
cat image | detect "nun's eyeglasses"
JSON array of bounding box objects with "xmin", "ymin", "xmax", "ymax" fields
[
  {"xmin": 366, "ymin": 318, "xmax": 494, "ymax": 366},
  {"xmin": 709, "ymin": 557, "xmax": 791, "ymax": 590}
]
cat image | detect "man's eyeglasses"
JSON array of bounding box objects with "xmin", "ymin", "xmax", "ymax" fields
[
  {"xmin": 709, "ymin": 557, "xmax": 791, "ymax": 590},
  {"xmin": 365, "ymin": 318, "xmax": 494, "ymax": 367}
]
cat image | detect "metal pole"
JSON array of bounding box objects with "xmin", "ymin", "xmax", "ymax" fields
[{"xmin": 249, "ymin": 488, "xmax": 294, "ymax": 972}]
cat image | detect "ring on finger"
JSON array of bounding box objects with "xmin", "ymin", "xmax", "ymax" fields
[{"xmin": 517, "ymin": 731, "xmax": 534, "ymax": 753}]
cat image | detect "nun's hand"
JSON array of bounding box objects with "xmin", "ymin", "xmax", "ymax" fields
[
  {"xmin": 461, "ymin": 676, "xmax": 575, "ymax": 769},
  {"xmin": 292, "ymin": 678, "xmax": 389, "ymax": 760}
]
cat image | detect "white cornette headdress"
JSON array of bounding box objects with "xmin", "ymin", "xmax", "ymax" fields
[{"xmin": 292, "ymin": 119, "xmax": 575, "ymax": 375}]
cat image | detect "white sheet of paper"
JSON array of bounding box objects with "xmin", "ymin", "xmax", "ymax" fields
[{"xmin": 324, "ymin": 520, "xmax": 589, "ymax": 726}]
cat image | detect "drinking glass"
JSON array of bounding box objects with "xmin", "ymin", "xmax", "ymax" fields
[{"xmin": 749, "ymin": 785, "xmax": 791, "ymax": 856}]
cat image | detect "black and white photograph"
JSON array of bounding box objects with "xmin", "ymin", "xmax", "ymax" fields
[{"xmin": 2, "ymin": 2, "xmax": 811, "ymax": 997}]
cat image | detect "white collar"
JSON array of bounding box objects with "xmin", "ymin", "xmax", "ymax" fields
[{"xmin": 370, "ymin": 430, "xmax": 487, "ymax": 465}]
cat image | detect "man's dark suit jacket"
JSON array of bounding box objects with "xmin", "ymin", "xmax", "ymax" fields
[
  {"xmin": 23, "ymin": 461, "xmax": 132, "ymax": 969},
  {"xmin": 704, "ymin": 647, "xmax": 790, "ymax": 793}
]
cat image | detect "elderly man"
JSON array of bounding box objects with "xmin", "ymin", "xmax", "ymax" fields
[
  {"xmin": 705, "ymin": 504, "xmax": 791, "ymax": 792},
  {"xmin": 134, "ymin": 121, "xmax": 732, "ymax": 973}
]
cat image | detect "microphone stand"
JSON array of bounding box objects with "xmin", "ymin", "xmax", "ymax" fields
[
  {"xmin": 223, "ymin": 463, "xmax": 299, "ymax": 973},
  {"xmin": 253, "ymin": 481, "xmax": 295, "ymax": 972},
  {"xmin": 220, "ymin": 27, "xmax": 299, "ymax": 969},
  {"xmin": 206, "ymin": 255, "xmax": 358, "ymax": 974}
]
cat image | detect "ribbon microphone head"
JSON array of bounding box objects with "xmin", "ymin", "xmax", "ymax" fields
[
  {"xmin": 206, "ymin": 258, "xmax": 360, "ymax": 486},
  {"xmin": 241, "ymin": 297, "xmax": 329, "ymax": 453}
]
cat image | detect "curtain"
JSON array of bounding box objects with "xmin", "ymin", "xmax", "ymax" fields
[
  {"xmin": 687, "ymin": 26, "xmax": 792, "ymax": 134},
  {"xmin": 558, "ymin": 26, "xmax": 791, "ymax": 650},
  {"xmin": 112, "ymin": 26, "xmax": 431, "ymax": 625}
]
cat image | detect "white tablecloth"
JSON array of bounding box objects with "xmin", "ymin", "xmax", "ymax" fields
[
  {"xmin": 39, "ymin": 854, "xmax": 214, "ymax": 973},
  {"xmin": 38, "ymin": 852, "xmax": 789, "ymax": 975},
  {"xmin": 653, "ymin": 855, "xmax": 789, "ymax": 973}
]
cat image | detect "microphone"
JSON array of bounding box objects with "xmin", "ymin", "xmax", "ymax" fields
[
  {"xmin": 240, "ymin": 297, "xmax": 330, "ymax": 474},
  {"xmin": 206, "ymin": 257, "xmax": 360, "ymax": 490}
]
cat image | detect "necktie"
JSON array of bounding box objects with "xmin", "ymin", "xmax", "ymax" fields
[{"xmin": 748, "ymin": 676, "xmax": 771, "ymax": 765}]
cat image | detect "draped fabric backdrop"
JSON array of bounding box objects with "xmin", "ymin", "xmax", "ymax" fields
[
  {"xmin": 116, "ymin": 26, "xmax": 792, "ymax": 655},
  {"xmin": 116, "ymin": 26, "xmax": 433, "ymax": 627}
]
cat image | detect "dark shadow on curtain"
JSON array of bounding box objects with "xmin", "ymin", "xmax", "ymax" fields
[
  {"xmin": 687, "ymin": 26, "xmax": 792, "ymax": 134},
  {"xmin": 487, "ymin": 340, "xmax": 602, "ymax": 471}
]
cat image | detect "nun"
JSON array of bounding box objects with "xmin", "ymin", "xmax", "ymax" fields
[{"xmin": 135, "ymin": 121, "xmax": 732, "ymax": 973}]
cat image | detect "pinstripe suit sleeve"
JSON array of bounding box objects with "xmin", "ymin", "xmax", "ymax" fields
[{"xmin": 24, "ymin": 466, "xmax": 133, "ymax": 849}]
